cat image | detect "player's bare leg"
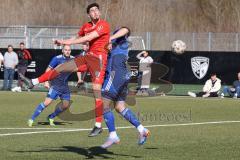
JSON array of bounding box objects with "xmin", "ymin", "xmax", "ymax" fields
[
  {"xmin": 84, "ymin": 55, "xmax": 106, "ymax": 137},
  {"xmin": 88, "ymin": 83, "xmax": 104, "ymax": 137},
  {"xmin": 20, "ymin": 58, "xmax": 80, "ymax": 89}
]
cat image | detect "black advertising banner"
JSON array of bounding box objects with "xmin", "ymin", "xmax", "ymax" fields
[
  {"xmin": 1, "ymin": 49, "xmax": 240, "ymax": 85},
  {"xmin": 129, "ymin": 51, "xmax": 240, "ymax": 85}
]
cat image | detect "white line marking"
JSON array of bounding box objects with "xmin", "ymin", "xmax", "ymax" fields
[
  {"xmin": 146, "ymin": 96, "xmax": 235, "ymax": 100},
  {"xmin": 0, "ymin": 128, "xmax": 72, "ymax": 130},
  {"xmin": 0, "ymin": 129, "xmax": 92, "ymax": 137},
  {"xmin": 0, "ymin": 120, "xmax": 240, "ymax": 137}
]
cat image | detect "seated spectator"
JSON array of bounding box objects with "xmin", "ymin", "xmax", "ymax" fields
[
  {"xmin": 188, "ymin": 73, "xmax": 221, "ymax": 98},
  {"xmin": 221, "ymin": 72, "xmax": 240, "ymax": 98}
]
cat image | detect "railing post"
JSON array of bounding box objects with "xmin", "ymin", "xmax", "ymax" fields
[
  {"xmin": 192, "ymin": 32, "xmax": 195, "ymax": 51},
  {"xmin": 24, "ymin": 25, "xmax": 29, "ymax": 48},
  {"xmin": 236, "ymin": 33, "xmax": 238, "ymax": 52},
  {"xmin": 56, "ymin": 28, "xmax": 58, "ymax": 37},
  {"xmin": 40, "ymin": 38, "xmax": 42, "ymax": 49},
  {"xmin": 208, "ymin": 32, "xmax": 212, "ymax": 52},
  {"xmin": 146, "ymin": 32, "xmax": 151, "ymax": 50}
]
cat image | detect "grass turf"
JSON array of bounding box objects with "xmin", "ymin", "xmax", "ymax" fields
[{"xmin": 0, "ymin": 91, "xmax": 240, "ymax": 160}]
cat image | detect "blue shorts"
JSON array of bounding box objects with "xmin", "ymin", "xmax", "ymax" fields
[
  {"xmin": 102, "ymin": 72, "xmax": 129, "ymax": 102},
  {"xmin": 47, "ymin": 87, "xmax": 70, "ymax": 101}
]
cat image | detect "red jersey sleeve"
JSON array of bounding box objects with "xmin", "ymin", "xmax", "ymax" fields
[
  {"xmin": 78, "ymin": 25, "xmax": 85, "ymax": 37},
  {"xmin": 95, "ymin": 21, "xmax": 110, "ymax": 36}
]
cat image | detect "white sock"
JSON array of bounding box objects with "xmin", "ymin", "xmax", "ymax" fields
[
  {"xmin": 32, "ymin": 78, "xmax": 39, "ymax": 85},
  {"xmin": 95, "ymin": 122, "xmax": 101, "ymax": 128},
  {"xmin": 109, "ymin": 131, "xmax": 118, "ymax": 139},
  {"xmin": 137, "ymin": 124, "xmax": 144, "ymax": 133}
]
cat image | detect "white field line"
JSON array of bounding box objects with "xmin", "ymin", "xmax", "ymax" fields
[
  {"xmin": 0, "ymin": 120, "xmax": 240, "ymax": 137},
  {"xmin": 0, "ymin": 128, "xmax": 77, "ymax": 130},
  {"xmin": 146, "ymin": 96, "xmax": 236, "ymax": 100}
]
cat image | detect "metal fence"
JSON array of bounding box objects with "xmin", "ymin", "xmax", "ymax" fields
[{"xmin": 0, "ymin": 25, "xmax": 240, "ymax": 51}]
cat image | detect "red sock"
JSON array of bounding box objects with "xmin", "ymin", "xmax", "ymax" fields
[
  {"xmin": 95, "ymin": 98, "xmax": 103, "ymax": 123},
  {"xmin": 38, "ymin": 69, "xmax": 59, "ymax": 83}
]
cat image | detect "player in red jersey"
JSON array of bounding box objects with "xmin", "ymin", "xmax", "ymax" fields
[{"xmin": 20, "ymin": 3, "xmax": 110, "ymax": 137}]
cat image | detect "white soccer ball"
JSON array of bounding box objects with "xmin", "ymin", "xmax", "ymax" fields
[{"xmin": 171, "ymin": 40, "xmax": 186, "ymax": 55}]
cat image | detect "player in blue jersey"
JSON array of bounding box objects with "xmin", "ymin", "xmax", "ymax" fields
[
  {"xmin": 100, "ymin": 27, "xmax": 150, "ymax": 148},
  {"xmin": 27, "ymin": 45, "xmax": 81, "ymax": 127}
]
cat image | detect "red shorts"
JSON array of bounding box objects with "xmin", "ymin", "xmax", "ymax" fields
[{"xmin": 74, "ymin": 52, "xmax": 107, "ymax": 84}]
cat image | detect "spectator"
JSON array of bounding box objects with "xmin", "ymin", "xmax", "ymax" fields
[
  {"xmin": 77, "ymin": 42, "xmax": 89, "ymax": 84},
  {"xmin": 136, "ymin": 51, "xmax": 153, "ymax": 95},
  {"xmin": 221, "ymin": 72, "xmax": 240, "ymax": 98},
  {"xmin": 188, "ymin": 73, "xmax": 221, "ymax": 98},
  {"xmin": 0, "ymin": 52, "xmax": 3, "ymax": 66},
  {"xmin": 14, "ymin": 42, "xmax": 32, "ymax": 92},
  {"xmin": 80, "ymin": 42, "xmax": 89, "ymax": 56},
  {"xmin": 2, "ymin": 45, "xmax": 18, "ymax": 90}
]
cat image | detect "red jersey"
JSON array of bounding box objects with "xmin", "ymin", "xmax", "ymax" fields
[{"xmin": 78, "ymin": 19, "xmax": 110, "ymax": 55}]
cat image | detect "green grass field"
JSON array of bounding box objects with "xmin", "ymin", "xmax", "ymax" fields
[{"xmin": 1, "ymin": 91, "xmax": 240, "ymax": 160}]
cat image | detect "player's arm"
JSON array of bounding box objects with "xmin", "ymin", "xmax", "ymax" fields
[
  {"xmin": 107, "ymin": 27, "xmax": 130, "ymax": 51},
  {"xmin": 55, "ymin": 31, "xmax": 99, "ymax": 45},
  {"xmin": 67, "ymin": 35, "xmax": 82, "ymax": 41},
  {"xmin": 110, "ymin": 27, "xmax": 130, "ymax": 41}
]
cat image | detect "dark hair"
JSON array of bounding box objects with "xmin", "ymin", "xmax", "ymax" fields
[
  {"xmin": 210, "ymin": 73, "xmax": 217, "ymax": 76},
  {"xmin": 20, "ymin": 42, "xmax": 25, "ymax": 45},
  {"xmin": 8, "ymin": 45, "xmax": 13, "ymax": 48},
  {"xmin": 87, "ymin": 3, "xmax": 99, "ymax": 14}
]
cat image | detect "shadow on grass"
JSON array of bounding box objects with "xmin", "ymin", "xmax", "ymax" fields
[
  {"xmin": 15, "ymin": 146, "xmax": 142, "ymax": 159},
  {"xmin": 144, "ymin": 147, "xmax": 159, "ymax": 150},
  {"xmin": 37, "ymin": 121, "xmax": 73, "ymax": 126}
]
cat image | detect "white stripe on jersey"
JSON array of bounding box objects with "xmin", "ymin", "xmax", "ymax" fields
[
  {"xmin": 48, "ymin": 87, "xmax": 53, "ymax": 95},
  {"xmin": 105, "ymin": 71, "xmax": 115, "ymax": 91}
]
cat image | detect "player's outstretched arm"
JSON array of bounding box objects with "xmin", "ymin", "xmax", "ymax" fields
[
  {"xmin": 55, "ymin": 31, "xmax": 100, "ymax": 45},
  {"xmin": 110, "ymin": 27, "xmax": 130, "ymax": 41},
  {"xmin": 43, "ymin": 67, "xmax": 52, "ymax": 89}
]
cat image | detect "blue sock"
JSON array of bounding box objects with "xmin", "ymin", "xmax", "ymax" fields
[
  {"xmin": 48, "ymin": 107, "xmax": 63, "ymax": 119},
  {"xmin": 103, "ymin": 110, "xmax": 116, "ymax": 132},
  {"xmin": 31, "ymin": 103, "xmax": 46, "ymax": 120},
  {"xmin": 120, "ymin": 108, "xmax": 140, "ymax": 128}
]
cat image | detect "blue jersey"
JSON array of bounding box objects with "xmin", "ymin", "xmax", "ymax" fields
[
  {"xmin": 106, "ymin": 29, "xmax": 130, "ymax": 79},
  {"xmin": 102, "ymin": 28, "xmax": 131, "ymax": 101},
  {"xmin": 48, "ymin": 55, "xmax": 74, "ymax": 93}
]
